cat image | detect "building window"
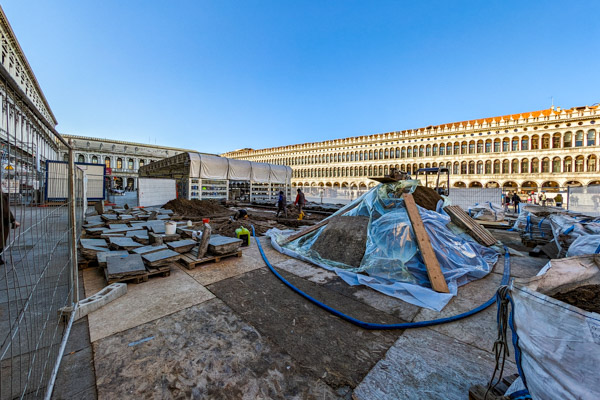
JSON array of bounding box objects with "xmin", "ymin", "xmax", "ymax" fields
[
  {"xmin": 531, "ymin": 158, "xmax": 539, "ymax": 173},
  {"xmin": 564, "ymin": 157, "xmax": 572, "ymax": 172},
  {"xmin": 502, "ymin": 139, "xmax": 509, "ymax": 152},
  {"xmin": 477, "ymin": 141, "xmax": 483, "ymax": 153},
  {"xmin": 493, "ymin": 160, "xmax": 500, "ymax": 174},
  {"xmin": 541, "ymin": 158, "xmax": 549, "ymax": 173},
  {"xmin": 521, "ymin": 137, "xmax": 529, "ymax": 150},
  {"xmin": 512, "ymin": 138, "xmax": 519, "ymax": 151},
  {"xmin": 77, "ymin": 154, "xmax": 85, "ymax": 163},
  {"xmin": 563, "ymin": 132, "xmax": 572, "ymax": 148},
  {"xmin": 551, "ymin": 157, "xmax": 560, "ymax": 172},
  {"xmin": 575, "ymin": 131, "xmax": 584, "ymax": 147},
  {"xmin": 92, "ymin": 156, "xmax": 98, "ymax": 164},
  {"xmin": 468, "ymin": 142, "xmax": 475, "ymax": 154},
  {"xmin": 438, "ymin": 145, "xmax": 444, "ymax": 156},
  {"xmin": 432, "ymin": 145, "xmax": 438, "ymax": 156},
  {"xmin": 128, "ymin": 158, "xmax": 134, "ymax": 169},
  {"xmin": 105, "ymin": 157, "xmax": 111, "ymax": 168},
  {"xmin": 117, "ymin": 158, "xmax": 123, "ymax": 169},
  {"xmin": 139, "ymin": 159, "xmax": 145, "ymax": 167},
  {"xmin": 63, "ymin": 154, "xmax": 69, "ymax": 162},
  {"xmin": 588, "ymin": 130, "xmax": 596, "ymax": 146},
  {"xmin": 575, "ymin": 156, "xmax": 584, "ymax": 172}
]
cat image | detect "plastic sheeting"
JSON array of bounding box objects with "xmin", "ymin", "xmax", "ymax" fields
[
  {"xmin": 269, "ymin": 164, "xmax": 288, "ymax": 184},
  {"xmin": 468, "ymin": 202, "xmax": 504, "ymax": 222},
  {"xmin": 199, "ymin": 154, "xmax": 229, "ymax": 179},
  {"xmin": 565, "ymin": 234, "xmax": 600, "ymax": 257},
  {"xmin": 251, "ymin": 162, "xmax": 271, "ymax": 183},
  {"xmin": 227, "ymin": 159, "xmax": 252, "ymax": 181},
  {"xmin": 267, "ymin": 182, "xmax": 498, "ymax": 311},
  {"xmin": 510, "ymin": 255, "xmax": 600, "ymax": 400},
  {"xmin": 189, "ymin": 152, "xmax": 201, "ymax": 178}
]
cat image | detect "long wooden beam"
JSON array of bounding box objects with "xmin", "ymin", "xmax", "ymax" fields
[{"xmin": 403, "ymin": 193, "xmax": 449, "ymax": 293}]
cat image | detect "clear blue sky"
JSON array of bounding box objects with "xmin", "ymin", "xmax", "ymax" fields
[{"xmin": 2, "ymin": 1, "xmax": 598, "ymax": 154}]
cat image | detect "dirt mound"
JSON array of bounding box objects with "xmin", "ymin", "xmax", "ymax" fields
[
  {"xmin": 412, "ymin": 186, "xmax": 443, "ymax": 211},
  {"xmin": 163, "ymin": 199, "xmax": 233, "ymax": 218},
  {"xmin": 552, "ymin": 284, "xmax": 600, "ymax": 314}
]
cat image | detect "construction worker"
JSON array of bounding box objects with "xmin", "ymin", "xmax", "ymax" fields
[
  {"xmin": 539, "ymin": 191, "xmax": 547, "ymax": 207},
  {"xmin": 294, "ymin": 188, "xmax": 306, "ymax": 220},
  {"xmin": 276, "ymin": 191, "xmax": 288, "ymax": 218},
  {"xmin": 554, "ymin": 193, "xmax": 563, "ymax": 208},
  {"xmin": 511, "ymin": 192, "xmax": 521, "ymax": 213}
]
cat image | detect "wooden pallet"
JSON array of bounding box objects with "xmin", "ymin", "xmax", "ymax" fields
[
  {"xmin": 104, "ymin": 267, "xmax": 149, "ymax": 284},
  {"xmin": 444, "ymin": 205, "xmax": 498, "ymax": 246},
  {"xmin": 146, "ymin": 264, "xmax": 171, "ymax": 278},
  {"xmin": 179, "ymin": 250, "xmax": 243, "ymax": 270}
]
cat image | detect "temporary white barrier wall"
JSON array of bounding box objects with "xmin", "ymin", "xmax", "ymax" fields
[
  {"xmin": 46, "ymin": 161, "xmax": 105, "ymax": 201},
  {"xmin": 138, "ymin": 178, "xmax": 177, "ymax": 207}
]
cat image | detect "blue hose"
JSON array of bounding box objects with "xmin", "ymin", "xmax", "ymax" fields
[{"xmin": 252, "ymin": 226, "xmax": 511, "ymax": 330}]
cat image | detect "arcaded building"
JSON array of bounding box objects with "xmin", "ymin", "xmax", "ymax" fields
[
  {"xmin": 223, "ymin": 105, "xmax": 600, "ymax": 192},
  {"xmin": 57, "ymin": 135, "xmax": 196, "ymax": 191}
]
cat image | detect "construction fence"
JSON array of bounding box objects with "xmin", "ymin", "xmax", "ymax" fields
[{"xmin": 0, "ymin": 80, "xmax": 82, "ymax": 399}]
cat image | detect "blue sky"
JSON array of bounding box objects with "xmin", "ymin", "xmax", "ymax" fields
[{"xmin": 1, "ymin": 1, "xmax": 598, "ymax": 154}]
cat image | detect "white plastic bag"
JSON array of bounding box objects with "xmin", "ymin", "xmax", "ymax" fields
[{"xmin": 510, "ymin": 255, "xmax": 600, "ymax": 400}]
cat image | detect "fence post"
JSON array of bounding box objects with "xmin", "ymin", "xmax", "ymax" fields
[
  {"xmin": 68, "ymin": 142, "xmax": 79, "ymax": 305},
  {"xmin": 566, "ymin": 186, "xmax": 570, "ymax": 211}
]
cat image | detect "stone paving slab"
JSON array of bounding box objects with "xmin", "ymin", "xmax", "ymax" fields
[
  {"xmin": 353, "ymin": 328, "xmax": 517, "ymax": 400},
  {"xmin": 93, "ymin": 299, "xmax": 339, "ymax": 399},
  {"xmin": 208, "ymin": 267, "xmax": 404, "ymax": 389},
  {"xmin": 86, "ymin": 265, "xmax": 214, "ymax": 342},
  {"xmin": 131, "ymin": 244, "xmax": 167, "ymax": 255}
]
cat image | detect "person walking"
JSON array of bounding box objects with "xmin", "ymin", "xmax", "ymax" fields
[
  {"xmin": 512, "ymin": 192, "xmax": 521, "ymax": 213},
  {"xmin": 504, "ymin": 191, "xmax": 511, "ymax": 212},
  {"xmin": 276, "ymin": 191, "xmax": 288, "ymax": 218},
  {"xmin": 294, "ymin": 188, "xmax": 306, "ymax": 219},
  {"xmin": 1, "ymin": 189, "xmax": 20, "ymax": 265}
]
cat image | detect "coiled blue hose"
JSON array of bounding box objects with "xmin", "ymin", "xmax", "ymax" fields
[{"xmin": 252, "ymin": 226, "xmax": 510, "ymax": 330}]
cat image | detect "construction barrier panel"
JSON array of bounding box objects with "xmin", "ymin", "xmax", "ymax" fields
[
  {"xmin": 137, "ymin": 177, "xmax": 177, "ymax": 207},
  {"xmin": 45, "ymin": 160, "xmax": 105, "ymax": 201}
]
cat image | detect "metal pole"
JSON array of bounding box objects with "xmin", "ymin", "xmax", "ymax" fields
[
  {"xmin": 566, "ymin": 186, "xmax": 570, "ymax": 211},
  {"xmin": 67, "ymin": 142, "xmax": 79, "ymax": 305}
]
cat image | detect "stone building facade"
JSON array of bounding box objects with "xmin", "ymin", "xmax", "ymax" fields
[
  {"xmin": 58, "ymin": 135, "xmax": 195, "ymax": 191},
  {"xmin": 223, "ymin": 105, "xmax": 600, "ymax": 192}
]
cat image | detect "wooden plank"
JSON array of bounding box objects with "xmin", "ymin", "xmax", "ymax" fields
[
  {"xmin": 444, "ymin": 205, "xmax": 497, "ymax": 246},
  {"xmin": 403, "ymin": 193, "xmax": 449, "ymax": 293}
]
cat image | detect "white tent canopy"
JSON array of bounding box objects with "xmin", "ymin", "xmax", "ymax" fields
[
  {"xmin": 186, "ymin": 153, "xmax": 291, "ymax": 184},
  {"xmin": 227, "ymin": 159, "xmax": 252, "ymax": 181}
]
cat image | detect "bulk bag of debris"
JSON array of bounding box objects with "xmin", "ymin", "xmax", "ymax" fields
[
  {"xmin": 505, "ymin": 255, "xmax": 600, "ymax": 400},
  {"xmin": 467, "ymin": 202, "xmax": 504, "ymax": 222},
  {"xmin": 267, "ymin": 182, "xmax": 498, "ymax": 311},
  {"xmin": 566, "ymin": 234, "xmax": 600, "ymax": 257}
]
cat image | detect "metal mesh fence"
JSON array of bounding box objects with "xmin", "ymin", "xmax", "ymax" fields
[
  {"xmin": 447, "ymin": 188, "xmax": 502, "ymax": 210},
  {"xmin": 0, "ymin": 81, "xmax": 80, "ymax": 398},
  {"xmin": 566, "ymin": 186, "xmax": 600, "ymax": 216},
  {"xmin": 292, "ymin": 186, "xmax": 369, "ymax": 205}
]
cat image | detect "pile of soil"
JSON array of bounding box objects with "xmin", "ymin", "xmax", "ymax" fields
[
  {"xmin": 412, "ymin": 186, "xmax": 443, "ymax": 211},
  {"xmin": 163, "ymin": 199, "xmax": 233, "ymax": 218},
  {"xmin": 551, "ymin": 284, "xmax": 600, "ymax": 314}
]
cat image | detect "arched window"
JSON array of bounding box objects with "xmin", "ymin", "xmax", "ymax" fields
[
  {"xmin": 384, "ymin": 149, "xmax": 389, "ymax": 159},
  {"xmin": 446, "ymin": 143, "xmax": 452, "ymax": 155},
  {"xmin": 461, "ymin": 161, "xmax": 467, "ymax": 174},
  {"xmin": 419, "ymin": 146, "xmax": 424, "ymax": 157},
  {"xmin": 432, "ymin": 144, "xmax": 438, "ymax": 156},
  {"xmin": 77, "ymin": 154, "xmax": 85, "ymax": 163},
  {"xmin": 493, "ymin": 160, "xmax": 501, "ymax": 174},
  {"xmin": 63, "ymin": 154, "xmax": 69, "ymax": 162},
  {"xmin": 587, "ymin": 130, "xmax": 596, "ymax": 146},
  {"xmin": 563, "ymin": 157, "xmax": 572, "ymax": 172},
  {"xmin": 502, "ymin": 160, "xmax": 510, "ymax": 173},
  {"xmin": 425, "ymin": 145, "xmax": 431, "ymax": 157},
  {"xmin": 105, "ymin": 157, "xmax": 111, "ymax": 168},
  {"xmin": 531, "ymin": 135, "xmax": 539, "ymax": 149},
  {"xmin": 575, "ymin": 155, "xmax": 584, "ymax": 172},
  {"xmin": 91, "ymin": 156, "xmax": 98, "ymax": 164},
  {"xmin": 542, "ymin": 134, "xmax": 551, "ymax": 149},
  {"xmin": 453, "ymin": 162, "xmax": 459, "ymax": 174},
  {"xmin": 454, "ymin": 142, "xmax": 460, "ymax": 154},
  {"xmin": 531, "ymin": 158, "xmax": 539, "ymax": 173},
  {"xmin": 563, "ymin": 132, "xmax": 572, "ymax": 148},
  {"xmin": 552, "ymin": 157, "xmax": 561, "ymax": 173},
  {"xmin": 541, "ymin": 158, "xmax": 550, "ymax": 173},
  {"xmin": 439, "ymin": 145, "xmax": 445, "ymax": 156},
  {"xmin": 468, "ymin": 141, "xmax": 475, "ymax": 154},
  {"xmin": 588, "ymin": 155, "xmax": 597, "ymax": 172},
  {"xmin": 128, "ymin": 158, "xmax": 134, "ymax": 169},
  {"xmin": 407, "ymin": 147, "xmax": 412, "ymax": 157},
  {"xmin": 484, "ymin": 160, "xmax": 491, "ymax": 174},
  {"xmin": 117, "ymin": 158, "xmax": 123, "ymax": 169},
  {"xmin": 476, "ymin": 141, "xmax": 483, "ymax": 153},
  {"xmin": 521, "ymin": 159, "xmax": 529, "ymax": 173},
  {"xmin": 511, "ymin": 159, "xmax": 519, "ymax": 174},
  {"xmin": 461, "ymin": 142, "xmax": 467, "ymax": 154},
  {"xmin": 521, "ymin": 136, "xmax": 529, "ymax": 150},
  {"xmin": 485, "ymin": 140, "xmax": 492, "ymax": 153},
  {"xmin": 494, "ymin": 139, "xmax": 501, "ymax": 152},
  {"xmin": 575, "ymin": 131, "xmax": 584, "ymax": 147},
  {"xmin": 511, "ymin": 137, "xmax": 519, "ymax": 151},
  {"xmin": 139, "ymin": 159, "xmax": 145, "ymax": 167},
  {"xmin": 475, "ymin": 161, "xmax": 482, "ymax": 174},
  {"xmin": 395, "ymin": 148, "xmax": 401, "ymax": 158},
  {"xmin": 401, "ymin": 147, "xmax": 406, "ymax": 158},
  {"xmin": 502, "ymin": 139, "xmax": 510, "ymax": 152}
]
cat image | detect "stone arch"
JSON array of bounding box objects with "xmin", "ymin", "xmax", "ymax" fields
[
  {"xmin": 453, "ymin": 181, "xmax": 466, "ymax": 188},
  {"xmin": 565, "ymin": 180, "xmax": 582, "ymax": 187},
  {"xmin": 588, "ymin": 180, "xmax": 600, "ymax": 186},
  {"xmin": 521, "ymin": 181, "xmax": 538, "ymax": 190},
  {"xmin": 485, "ymin": 181, "xmax": 500, "ymax": 188},
  {"xmin": 469, "ymin": 181, "xmax": 483, "ymax": 188},
  {"xmin": 541, "ymin": 181, "xmax": 560, "ymax": 190},
  {"xmin": 502, "ymin": 181, "xmax": 518, "ymax": 189}
]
